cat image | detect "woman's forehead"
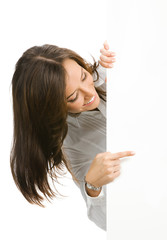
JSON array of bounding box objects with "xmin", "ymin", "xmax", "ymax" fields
[
  {"xmin": 63, "ymin": 59, "xmax": 82, "ymax": 83},
  {"xmin": 63, "ymin": 59, "xmax": 80, "ymax": 77}
]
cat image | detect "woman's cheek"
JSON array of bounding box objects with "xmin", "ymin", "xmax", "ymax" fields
[
  {"xmin": 67, "ymin": 103, "xmax": 80, "ymax": 113},
  {"xmin": 75, "ymin": 102, "xmax": 82, "ymax": 110}
]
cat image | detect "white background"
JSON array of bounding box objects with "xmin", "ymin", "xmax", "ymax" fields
[
  {"xmin": 0, "ymin": 1, "xmax": 107, "ymax": 239},
  {"xmin": 107, "ymin": 0, "xmax": 167, "ymax": 239}
]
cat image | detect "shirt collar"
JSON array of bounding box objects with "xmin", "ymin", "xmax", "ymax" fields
[{"xmin": 97, "ymin": 97, "xmax": 106, "ymax": 118}]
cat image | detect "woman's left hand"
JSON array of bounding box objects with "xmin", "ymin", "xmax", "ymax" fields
[{"xmin": 99, "ymin": 40, "xmax": 116, "ymax": 69}]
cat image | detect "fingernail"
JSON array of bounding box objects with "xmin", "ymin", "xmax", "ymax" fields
[
  {"xmin": 109, "ymin": 64, "xmax": 113, "ymax": 67},
  {"xmin": 131, "ymin": 151, "xmax": 136, "ymax": 155}
]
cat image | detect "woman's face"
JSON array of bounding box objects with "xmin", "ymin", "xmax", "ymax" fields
[{"xmin": 63, "ymin": 59, "xmax": 100, "ymax": 114}]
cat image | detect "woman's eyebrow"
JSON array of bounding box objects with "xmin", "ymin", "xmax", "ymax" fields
[{"xmin": 66, "ymin": 67, "xmax": 83, "ymax": 100}]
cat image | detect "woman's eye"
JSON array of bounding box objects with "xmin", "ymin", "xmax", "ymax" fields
[
  {"xmin": 82, "ymin": 73, "xmax": 87, "ymax": 81},
  {"xmin": 68, "ymin": 94, "xmax": 78, "ymax": 103}
]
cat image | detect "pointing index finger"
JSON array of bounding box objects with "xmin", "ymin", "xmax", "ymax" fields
[{"xmin": 112, "ymin": 151, "xmax": 136, "ymax": 160}]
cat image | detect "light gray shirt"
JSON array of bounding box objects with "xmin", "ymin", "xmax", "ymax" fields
[{"xmin": 62, "ymin": 64, "xmax": 106, "ymax": 231}]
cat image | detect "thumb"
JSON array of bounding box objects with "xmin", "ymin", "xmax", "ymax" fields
[{"xmin": 103, "ymin": 40, "xmax": 109, "ymax": 50}]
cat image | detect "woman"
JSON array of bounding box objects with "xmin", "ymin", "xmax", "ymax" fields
[{"xmin": 10, "ymin": 41, "xmax": 135, "ymax": 231}]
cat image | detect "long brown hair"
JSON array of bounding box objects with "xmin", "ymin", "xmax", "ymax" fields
[{"xmin": 10, "ymin": 44, "xmax": 106, "ymax": 206}]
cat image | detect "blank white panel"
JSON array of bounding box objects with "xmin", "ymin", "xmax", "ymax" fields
[{"xmin": 107, "ymin": 0, "xmax": 167, "ymax": 239}]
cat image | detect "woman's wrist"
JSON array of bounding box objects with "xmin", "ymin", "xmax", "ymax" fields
[
  {"xmin": 85, "ymin": 184, "xmax": 102, "ymax": 197},
  {"xmin": 84, "ymin": 176, "xmax": 102, "ymax": 197}
]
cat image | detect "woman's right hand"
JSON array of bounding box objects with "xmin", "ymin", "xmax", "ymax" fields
[{"xmin": 85, "ymin": 151, "xmax": 135, "ymax": 189}]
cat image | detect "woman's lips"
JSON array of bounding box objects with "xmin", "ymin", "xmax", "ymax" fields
[{"xmin": 83, "ymin": 95, "xmax": 96, "ymax": 106}]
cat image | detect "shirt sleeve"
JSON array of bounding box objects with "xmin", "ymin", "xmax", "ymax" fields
[
  {"xmin": 80, "ymin": 176, "xmax": 106, "ymax": 231},
  {"xmin": 62, "ymin": 146, "xmax": 106, "ymax": 231}
]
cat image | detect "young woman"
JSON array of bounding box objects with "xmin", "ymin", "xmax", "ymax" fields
[{"xmin": 10, "ymin": 41, "xmax": 135, "ymax": 231}]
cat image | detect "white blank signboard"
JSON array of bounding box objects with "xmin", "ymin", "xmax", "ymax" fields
[{"xmin": 107, "ymin": 0, "xmax": 167, "ymax": 239}]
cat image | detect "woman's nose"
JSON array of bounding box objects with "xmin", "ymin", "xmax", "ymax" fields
[{"xmin": 79, "ymin": 84, "xmax": 92, "ymax": 95}]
